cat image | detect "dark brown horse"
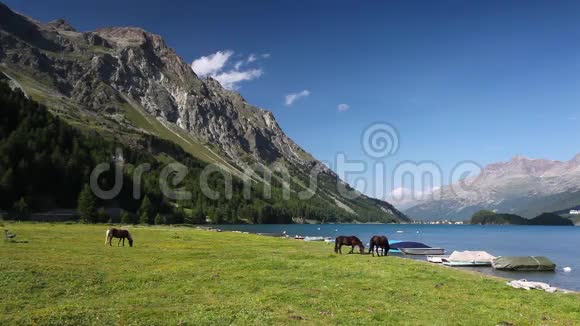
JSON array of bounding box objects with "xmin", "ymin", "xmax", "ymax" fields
[
  {"xmin": 105, "ymin": 228, "xmax": 133, "ymax": 247},
  {"xmin": 334, "ymin": 236, "xmax": 364, "ymax": 254},
  {"xmin": 368, "ymin": 235, "xmax": 390, "ymax": 257}
]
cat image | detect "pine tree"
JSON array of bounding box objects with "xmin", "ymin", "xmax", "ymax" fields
[
  {"xmin": 77, "ymin": 184, "xmax": 97, "ymax": 223},
  {"xmin": 154, "ymin": 213, "xmax": 165, "ymax": 225},
  {"xmin": 97, "ymin": 207, "xmax": 109, "ymax": 223},
  {"xmin": 120, "ymin": 210, "xmax": 133, "ymax": 224},
  {"xmin": 139, "ymin": 196, "xmax": 153, "ymax": 224},
  {"xmin": 196, "ymin": 209, "xmax": 206, "ymax": 224},
  {"xmin": 1, "ymin": 168, "xmax": 14, "ymax": 189},
  {"xmin": 13, "ymin": 197, "xmax": 30, "ymax": 218}
]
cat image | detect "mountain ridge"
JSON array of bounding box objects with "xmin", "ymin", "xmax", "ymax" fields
[
  {"xmin": 405, "ymin": 154, "xmax": 580, "ymax": 220},
  {"xmin": 0, "ymin": 2, "xmax": 407, "ymax": 223}
]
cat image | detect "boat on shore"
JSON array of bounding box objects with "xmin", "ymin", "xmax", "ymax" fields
[
  {"xmin": 304, "ymin": 236, "xmax": 325, "ymax": 241},
  {"xmin": 427, "ymin": 255, "xmax": 447, "ymax": 263},
  {"xmin": 391, "ymin": 241, "xmax": 445, "ymax": 255},
  {"xmin": 400, "ymin": 247, "xmax": 445, "ymax": 255},
  {"xmin": 441, "ymin": 251, "xmax": 496, "ymax": 267},
  {"xmin": 492, "ymin": 256, "xmax": 556, "ymax": 271}
]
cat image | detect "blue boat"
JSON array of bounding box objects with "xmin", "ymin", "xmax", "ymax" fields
[{"xmin": 388, "ymin": 240, "xmax": 403, "ymax": 253}]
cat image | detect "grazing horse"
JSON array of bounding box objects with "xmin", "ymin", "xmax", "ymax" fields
[
  {"xmin": 105, "ymin": 228, "xmax": 133, "ymax": 247},
  {"xmin": 368, "ymin": 235, "xmax": 390, "ymax": 257},
  {"xmin": 334, "ymin": 236, "xmax": 364, "ymax": 254}
]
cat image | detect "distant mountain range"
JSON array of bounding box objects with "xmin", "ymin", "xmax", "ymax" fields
[
  {"xmin": 405, "ymin": 154, "xmax": 580, "ymax": 221},
  {"xmin": 0, "ymin": 2, "xmax": 407, "ymax": 223}
]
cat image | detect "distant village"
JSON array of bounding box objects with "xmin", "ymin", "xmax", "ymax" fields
[{"xmin": 411, "ymin": 220, "xmax": 465, "ymax": 225}]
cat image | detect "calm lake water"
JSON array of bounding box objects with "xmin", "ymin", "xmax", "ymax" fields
[{"xmin": 215, "ymin": 224, "xmax": 580, "ymax": 291}]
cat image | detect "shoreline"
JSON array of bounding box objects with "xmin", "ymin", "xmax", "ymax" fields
[{"xmin": 197, "ymin": 223, "xmax": 580, "ymax": 293}]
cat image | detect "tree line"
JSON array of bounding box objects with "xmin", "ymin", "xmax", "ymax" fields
[{"xmin": 0, "ymin": 81, "xmax": 369, "ymax": 224}]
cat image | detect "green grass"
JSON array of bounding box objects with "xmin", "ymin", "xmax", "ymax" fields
[{"xmin": 1, "ymin": 223, "xmax": 579, "ymax": 325}]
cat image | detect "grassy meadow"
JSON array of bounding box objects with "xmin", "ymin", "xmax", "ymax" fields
[{"xmin": 1, "ymin": 222, "xmax": 579, "ymax": 325}]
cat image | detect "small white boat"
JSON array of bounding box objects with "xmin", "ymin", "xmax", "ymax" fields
[
  {"xmin": 427, "ymin": 255, "xmax": 448, "ymax": 263},
  {"xmin": 443, "ymin": 261, "xmax": 492, "ymax": 267},
  {"xmin": 442, "ymin": 251, "xmax": 496, "ymax": 267},
  {"xmin": 304, "ymin": 236, "xmax": 325, "ymax": 241},
  {"xmin": 390, "ymin": 241, "xmax": 445, "ymax": 255}
]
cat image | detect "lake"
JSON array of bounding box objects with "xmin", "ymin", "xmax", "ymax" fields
[{"xmin": 215, "ymin": 224, "xmax": 580, "ymax": 291}]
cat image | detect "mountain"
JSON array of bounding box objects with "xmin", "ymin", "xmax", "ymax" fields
[
  {"xmin": 0, "ymin": 2, "xmax": 407, "ymax": 223},
  {"xmin": 405, "ymin": 155, "xmax": 580, "ymax": 221}
]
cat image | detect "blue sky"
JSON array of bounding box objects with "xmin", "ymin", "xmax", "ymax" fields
[{"xmin": 6, "ymin": 0, "xmax": 580, "ymax": 201}]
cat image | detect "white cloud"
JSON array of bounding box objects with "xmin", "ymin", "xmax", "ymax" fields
[
  {"xmin": 285, "ymin": 90, "xmax": 311, "ymax": 106},
  {"xmin": 213, "ymin": 69, "xmax": 263, "ymax": 90},
  {"xmin": 262, "ymin": 53, "xmax": 271, "ymax": 59},
  {"xmin": 191, "ymin": 50, "xmax": 233, "ymax": 77},
  {"xmin": 337, "ymin": 103, "xmax": 350, "ymax": 112},
  {"xmin": 191, "ymin": 50, "xmax": 267, "ymax": 90}
]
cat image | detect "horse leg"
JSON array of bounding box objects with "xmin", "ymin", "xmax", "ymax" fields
[
  {"xmin": 118, "ymin": 238, "xmax": 122, "ymax": 246},
  {"xmin": 338, "ymin": 244, "xmax": 342, "ymax": 254},
  {"xmin": 349, "ymin": 245, "xmax": 354, "ymax": 254},
  {"xmin": 122, "ymin": 237, "xmax": 125, "ymax": 246}
]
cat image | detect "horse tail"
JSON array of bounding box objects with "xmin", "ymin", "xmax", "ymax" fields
[{"xmin": 105, "ymin": 229, "xmax": 110, "ymax": 245}]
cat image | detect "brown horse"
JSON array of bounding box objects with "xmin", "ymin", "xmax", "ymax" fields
[
  {"xmin": 334, "ymin": 236, "xmax": 364, "ymax": 254},
  {"xmin": 368, "ymin": 235, "xmax": 390, "ymax": 257},
  {"xmin": 105, "ymin": 228, "xmax": 133, "ymax": 247}
]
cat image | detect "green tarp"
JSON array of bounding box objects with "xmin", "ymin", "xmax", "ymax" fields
[{"xmin": 492, "ymin": 256, "xmax": 556, "ymax": 271}]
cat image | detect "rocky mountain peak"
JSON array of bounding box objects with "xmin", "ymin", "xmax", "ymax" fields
[
  {"xmin": 95, "ymin": 27, "xmax": 166, "ymax": 49},
  {"xmin": 46, "ymin": 18, "xmax": 76, "ymax": 32},
  {"xmin": 511, "ymin": 154, "xmax": 529, "ymax": 161},
  {"xmin": 482, "ymin": 155, "xmax": 558, "ymax": 178}
]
